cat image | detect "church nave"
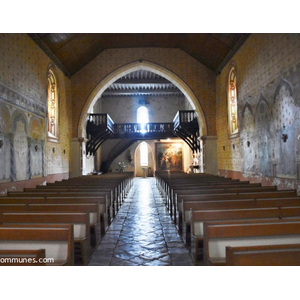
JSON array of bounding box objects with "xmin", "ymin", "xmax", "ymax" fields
[{"xmin": 88, "ymin": 178, "xmax": 193, "ymax": 266}]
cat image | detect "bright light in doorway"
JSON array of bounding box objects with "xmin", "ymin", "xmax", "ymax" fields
[{"xmin": 140, "ymin": 142, "xmax": 148, "ymax": 166}]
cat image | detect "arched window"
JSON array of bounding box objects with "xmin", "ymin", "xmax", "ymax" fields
[
  {"xmin": 137, "ymin": 106, "xmax": 149, "ymax": 133},
  {"xmin": 137, "ymin": 106, "xmax": 149, "ymax": 123},
  {"xmin": 140, "ymin": 142, "xmax": 148, "ymax": 166},
  {"xmin": 228, "ymin": 66, "xmax": 238, "ymax": 136},
  {"xmin": 47, "ymin": 68, "xmax": 59, "ymax": 141}
]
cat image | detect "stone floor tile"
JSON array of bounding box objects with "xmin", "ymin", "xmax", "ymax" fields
[{"xmin": 88, "ymin": 178, "xmax": 194, "ymax": 266}]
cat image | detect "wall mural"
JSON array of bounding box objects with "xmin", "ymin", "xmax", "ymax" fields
[
  {"xmin": 156, "ymin": 142, "xmax": 183, "ymax": 172},
  {"xmin": 0, "ymin": 83, "xmax": 46, "ymax": 183},
  {"xmin": 0, "ymin": 104, "xmax": 10, "ymax": 181},
  {"xmin": 239, "ymin": 64, "xmax": 300, "ymax": 180},
  {"xmin": 13, "ymin": 116, "xmax": 28, "ymax": 181}
]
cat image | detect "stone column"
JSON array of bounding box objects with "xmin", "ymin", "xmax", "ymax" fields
[
  {"xmin": 70, "ymin": 137, "xmax": 95, "ymax": 177},
  {"xmin": 200, "ymin": 135, "xmax": 218, "ymax": 175},
  {"xmin": 70, "ymin": 138, "xmax": 83, "ymax": 178}
]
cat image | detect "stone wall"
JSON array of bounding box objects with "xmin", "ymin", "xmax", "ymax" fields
[
  {"xmin": 99, "ymin": 94, "xmax": 189, "ymax": 124},
  {"xmin": 216, "ymin": 33, "xmax": 300, "ymax": 192},
  {"xmin": 95, "ymin": 94, "xmax": 193, "ymax": 174},
  {"xmin": 71, "ymin": 47, "xmax": 216, "ymax": 137},
  {"xmin": 0, "ymin": 34, "xmax": 72, "ymax": 194}
]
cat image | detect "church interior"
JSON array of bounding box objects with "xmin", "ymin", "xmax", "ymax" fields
[{"xmin": 1, "ymin": 28, "xmax": 300, "ymax": 294}]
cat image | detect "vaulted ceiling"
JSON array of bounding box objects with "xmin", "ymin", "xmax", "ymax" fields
[
  {"xmin": 28, "ymin": 33, "xmax": 250, "ymax": 78},
  {"xmin": 102, "ymin": 70, "xmax": 183, "ymax": 97}
]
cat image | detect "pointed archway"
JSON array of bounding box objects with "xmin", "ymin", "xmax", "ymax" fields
[
  {"xmin": 73, "ymin": 60, "xmax": 208, "ymax": 177},
  {"xmin": 78, "ymin": 60, "xmax": 207, "ymax": 139},
  {"xmin": 134, "ymin": 141, "xmax": 154, "ymax": 177}
]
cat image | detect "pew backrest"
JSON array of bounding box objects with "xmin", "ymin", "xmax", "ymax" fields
[
  {"xmin": 203, "ymin": 219, "xmax": 300, "ymax": 265},
  {"xmin": 191, "ymin": 206, "xmax": 300, "ymax": 237},
  {"xmin": 0, "ymin": 224, "xmax": 74, "ymax": 265},
  {"xmin": 226, "ymin": 244, "xmax": 300, "ymax": 266}
]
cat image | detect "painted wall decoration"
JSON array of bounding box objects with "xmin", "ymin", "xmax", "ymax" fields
[
  {"xmin": 239, "ymin": 64, "xmax": 300, "ymax": 180},
  {"xmin": 30, "ymin": 118, "xmax": 44, "ymax": 178},
  {"xmin": 156, "ymin": 142, "xmax": 183, "ymax": 172},
  {"xmin": 0, "ymin": 82, "xmax": 46, "ymax": 184},
  {"xmin": 240, "ymin": 103, "xmax": 255, "ymax": 175},
  {"xmin": 13, "ymin": 116, "xmax": 28, "ymax": 181},
  {"xmin": 0, "ymin": 105, "xmax": 10, "ymax": 181}
]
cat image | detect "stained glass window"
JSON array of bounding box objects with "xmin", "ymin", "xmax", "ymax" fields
[
  {"xmin": 47, "ymin": 68, "xmax": 58, "ymax": 141},
  {"xmin": 228, "ymin": 67, "xmax": 238, "ymax": 135}
]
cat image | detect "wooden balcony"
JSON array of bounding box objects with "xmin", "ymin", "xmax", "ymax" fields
[
  {"xmin": 173, "ymin": 111, "xmax": 200, "ymax": 153},
  {"xmin": 113, "ymin": 122, "xmax": 175, "ymax": 139},
  {"xmin": 86, "ymin": 111, "xmax": 200, "ymax": 156}
]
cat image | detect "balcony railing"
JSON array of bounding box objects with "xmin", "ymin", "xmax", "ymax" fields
[
  {"xmin": 88, "ymin": 113, "xmax": 114, "ymax": 132},
  {"xmin": 114, "ymin": 122, "xmax": 174, "ymax": 135},
  {"xmin": 173, "ymin": 110, "xmax": 198, "ymax": 129},
  {"xmin": 86, "ymin": 110, "xmax": 200, "ymax": 153}
]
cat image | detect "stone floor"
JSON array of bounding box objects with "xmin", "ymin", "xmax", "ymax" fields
[{"xmin": 88, "ymin": 177, "xmax": 194, "ymax": 266}]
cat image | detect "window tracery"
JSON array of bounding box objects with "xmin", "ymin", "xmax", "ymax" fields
[
  {"xmin": 228, "ymin": 67, "xmax": 238, "ymax": 136},
  {"xmin": 47, "ymin": 68, "xmax": 58, "ymax": 141}
]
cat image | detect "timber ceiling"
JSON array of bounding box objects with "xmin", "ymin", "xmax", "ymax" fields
[
  {"xmin": 28, "ymin": 33, "xmax": 250, "ymax": 77},
  {"xmin": 102, "ymin": 70, "xmax": 183, "ymax": 97}
]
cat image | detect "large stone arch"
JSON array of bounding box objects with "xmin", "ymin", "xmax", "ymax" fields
[{"xmin": 77, "ymin": 60, "xmax": 208, "ymax": 139}]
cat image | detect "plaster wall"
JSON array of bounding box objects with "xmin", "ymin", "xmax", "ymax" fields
[
  {"xmin": 216, "ymin": 33, "xmax": 300, "ymax": 192},
  {"xmin": 71, "ymin": 47, "xmax": 216, "ymax": 137},
  {"xmin": 99, "ymin": 94, "xmax": 188, "ymax": 124},
  {"xmin": 95, "ymin": 93, "xmax": 193, "ymax": 175},
  {"xmin": 0, "ymin": 34, "xmax": 72, "ymax": 194}
]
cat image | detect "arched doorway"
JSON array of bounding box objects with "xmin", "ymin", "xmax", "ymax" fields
[
  {"xmin": 134, "ymin": 141, "xmax": 154, "ymax": 177},
  {"xmin": 73, "ymin": 60, "xmax": 208, "ymax": 177}
]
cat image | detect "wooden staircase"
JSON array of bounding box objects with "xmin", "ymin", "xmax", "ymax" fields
[{"xmin": 86, "ymin": 111, "xmax": 201, "ymax": 168}]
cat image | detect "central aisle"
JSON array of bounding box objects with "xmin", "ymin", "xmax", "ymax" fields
[{"xmin": 89, "ymin": 177, "xmax": 193, "ymax": 266}]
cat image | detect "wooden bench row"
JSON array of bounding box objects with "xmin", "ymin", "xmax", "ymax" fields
[
  {"xmin": 0, "ymin": 172, "xmax": 134, "ymax": 266},
  {"xmin": 0, "ymin": 224, "xmax": 74, "ymax": 266},
  {"xmin": 204, "ymin": 219, "xmax": 300, "ymax": 266},
  {"xmin": 155, "ymin": 171, "xmax": 300, "ymax": 266}
]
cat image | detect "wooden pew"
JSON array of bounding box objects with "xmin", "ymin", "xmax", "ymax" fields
[
  {"xmin": 162, "ymin": 179, "xmax": 253, "ymax": 207},
  {"xmin": 0, "ymin": 224, "xmax": 74, "ymax": 266},
  {"xmin": 225, "ymin": 244, "xmax": 300, "ymax": 266},
  {"xmin": 180, "ymin": 197, "xmax": 300, "ymax": 246},
  {"xmin": 1, "ymin": 195, "xmax": 110, "ymax": 235},
  {"xmin": 0, "ymin": 202, "xmax": 102, "ymax": 248},
  {"xmin": 51, "ymin": 172, "xmax": 134, "ymax": 204},
  {"xmin": 8, "ymin": 191, "xmax": 113, "ymax": 220},
  {"xmin": 203, "ymin": 219, "xmax": 300, "ymax": 266},
  {"xmin": 0, "ymin": 212, "xmax": 91, "ymax": 265},
  {"xmin": 155, "ymin": 171, "xmax": 239, "ymax": 199},
  {"xmin": 47, "ymin": 197, "xmax": 109, "ymax": 235},
  {"xmin": 177, "ymin": 190, "xmax": 299, "ymax": 234},
  {"xmin": 26, "ymin": 203, "xmax": 101, "ymax": 247},
  {"xmin": 0, "ymin": 249, "xmax": 46, "ymax": 266},
  {"xmin": 25, "ymin": 186, "xmax": 116, "ymax": 212},
  {"xmin": 0, "ymin": 197, "xmax": 105, "ymax": 240},
  {"xmin": 7, "ymin": 191, "xmax": 110, "ymax": 206},
  {"xmin": 191, "ymin": 206, "xmax": 300, "ymax": 264},
  {"xmin": 170, "ymin": 186, "xmax": 278, "ymax": 224}
]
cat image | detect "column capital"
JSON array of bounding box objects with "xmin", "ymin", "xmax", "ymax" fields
[{"xmin": 199, "ymin": 135, "xmax": 217, "ymax": 142}]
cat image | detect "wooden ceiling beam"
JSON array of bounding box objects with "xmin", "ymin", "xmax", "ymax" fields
[
  {"xmin": 102, "ymin": 88, "xmax": 182, "ymax": 96},
  {"xmin": 114, "ymin": 78, "xmax": 171, "ymax": 84}
]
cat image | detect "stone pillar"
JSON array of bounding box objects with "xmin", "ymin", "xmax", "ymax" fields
[
  {"xmin": 200, "ymin": 135, "xmax": 218, "ymax": 175},
  {"xmin": 70, "ymin": 137, "xmax": 95, "ymax": 177},
  {"xmin": 70, "ymin": 138, "xmax": 83, "ymax": 178}
]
